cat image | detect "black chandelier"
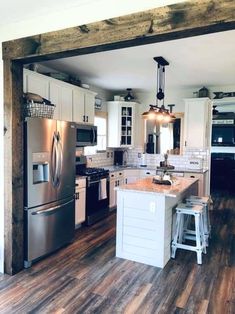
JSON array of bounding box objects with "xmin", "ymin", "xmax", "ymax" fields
[{"xmin": 142, "ymin": 56, "xmax": 175, "ymax": 123}]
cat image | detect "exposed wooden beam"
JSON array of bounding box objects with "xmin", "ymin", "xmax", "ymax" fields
[{"xmin": 2, "ymin": 0, "xmax": 235, "ymax": 62}]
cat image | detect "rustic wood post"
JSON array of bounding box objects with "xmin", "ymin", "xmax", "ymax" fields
[{"xmin": 4, "ymin": 60, "xmax": 24, "ymax": 274}]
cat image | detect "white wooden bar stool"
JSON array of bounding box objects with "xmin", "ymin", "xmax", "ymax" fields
[
  {"xmin": 185, "ymin": 195, "xmax": 211, "ymax": 246},
  {"xmin": 171, "ymin": 203, "xmax": 207, "ymax": 265}
]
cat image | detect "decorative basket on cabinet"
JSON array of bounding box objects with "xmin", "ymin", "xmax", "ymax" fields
[{"xmin": 23, "ymin": 101, "xmax": 55, "ymax": 119}]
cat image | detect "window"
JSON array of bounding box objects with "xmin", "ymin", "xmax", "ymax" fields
[{"xmin": 84, "ymin": 112, "xmax": 107, "ymax": 155}]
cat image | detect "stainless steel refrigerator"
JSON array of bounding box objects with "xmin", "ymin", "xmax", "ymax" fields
[{"xmin": 24, "ymin": 118, "xmax": 76, "ymax": 268}]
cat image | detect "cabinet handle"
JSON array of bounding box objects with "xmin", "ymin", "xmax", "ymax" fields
[
  {"xmin": 75, "ymin": 192, "xmax": 79, "ymax": 200},
  {"xmin": 185, "ymin": 141, "xmax": 187, "ymax": 147},
  {"xmin": 190, "ymin": 175, "xmax": 195, "ymax": 178},
  {"xmin": 75, "ymin": 183, "xmax": 79, "ymax": 187},
  {"xmin": 125, "ymin": 179, "xmax": 127, "ymax": 184},
  {"xmin": 83, "ymin": 115, "xmax": 85, "ymax": 122},
  {"xmin": 146, "ymin": 172, "xmax": 150, "ymax": 175},
  {"xmin": 117, "ymin": 180, "xmax": 119, "ymax": 186},
  {"xmin": 86, "ymin": 116, "xmax": 88, "ymax": 122}
]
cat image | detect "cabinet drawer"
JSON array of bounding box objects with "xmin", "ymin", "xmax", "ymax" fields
[
  {"xmin": 75, "ymin": 178, "xmax": 86, "ymax": 190},
  {"xmin": 171, "ymin": 172, "xmax": 184, "ymax": 177},
  {"xmin": 117, "ymin": 171, "xmax": 124, "ymax": 178},
  {"xmin": 140, "ymin": 169, "xmax": 156, "ymax": 177},
  {"xmin": 184, "ymin": 173, "xmax": 203, "ymax": 179},
  {"xmin": 109, "ymin": 172, "xmax": 117, "ymax": 179}
]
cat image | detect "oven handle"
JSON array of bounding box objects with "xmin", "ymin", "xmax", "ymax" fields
[{"xmin": 87, "ymin": 178, "xmax": 109, "ymax": 187}]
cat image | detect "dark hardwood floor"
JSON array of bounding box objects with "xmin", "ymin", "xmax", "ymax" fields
[{"xmin": 0, "ymin": 195, "xmax": 235, "ymax": 314}]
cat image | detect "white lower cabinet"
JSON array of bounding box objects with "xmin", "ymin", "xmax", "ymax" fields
[
  {"xmin": 75, "ymin": 178, "xmax": 86, "ymax": 226},
  {"xmin": 109, "ymin": 171, "xmax": 124, "ymax": 208},
  {"xmin": 139, "ymin": 169, "xmax": 156, "ymax": 178},
  {"xmin": 124, "ymin": 169, "xmax": 140, "ymax": 184},
  {"xmin": 184, "ymin": 172, "xmax": 205, "ymax": 197}
]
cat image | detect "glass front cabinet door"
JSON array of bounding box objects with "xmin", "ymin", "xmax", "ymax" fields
[{"xmin": 107, "ymin": 101, "xmax": 136, "ymax": 148}]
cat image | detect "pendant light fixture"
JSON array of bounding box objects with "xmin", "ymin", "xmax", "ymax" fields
[{"xmin": 142, "ymin": 56, "xmax": 175, "ymax": 123}]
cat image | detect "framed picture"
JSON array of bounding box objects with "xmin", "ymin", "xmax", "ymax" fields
[{"xmin": 95, "ymin": 97, "xmax": 102, "ymax": 110}]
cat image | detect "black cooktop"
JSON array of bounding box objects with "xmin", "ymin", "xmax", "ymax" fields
[{"xmin": 77, "ymin": 167, "xmax": 109, "ymax": 177}]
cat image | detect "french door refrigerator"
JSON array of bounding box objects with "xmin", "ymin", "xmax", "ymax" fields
[{"xmin": 24, "ymin": 118, "xmax": 76, "ymax": 268}]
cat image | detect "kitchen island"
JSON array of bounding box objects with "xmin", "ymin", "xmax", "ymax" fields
[{"xmin": 116, "ymin": 177, "xmax": 198, "ymax": 268}]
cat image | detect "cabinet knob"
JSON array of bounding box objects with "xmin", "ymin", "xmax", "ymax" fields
[
  {"xmin": 146, "ymin": 172, "xmax": 150, "ymax": 174},
  {"xmin": 83, "ymin": 115, "xmax": 85, "ymax": 122},
  {"xmin": 86, "ymin": 116, "xmax": 88, "ymax": 122}
]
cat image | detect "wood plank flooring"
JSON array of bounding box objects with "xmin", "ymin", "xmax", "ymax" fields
[{"xmin": 0, "ymin": 195, "xmax": 235, "ymax": 313}]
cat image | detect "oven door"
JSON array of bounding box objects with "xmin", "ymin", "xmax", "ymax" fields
[
  {"xmin": 85, "ymin": 178, "xmax": 109, "ymax": 225},
  {"xmin": 76, "ymin": 124, "xmax": 97, "ymax": 147}
]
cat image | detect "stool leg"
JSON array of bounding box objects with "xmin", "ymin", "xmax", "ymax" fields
[
  {"xmin": 171, "ymin": 212, "xmax": 181, "ymax": 258},
  {"xmin": 200, "ymin": 213, "xmax": 207, "ymax": 254},
  {"xmin": 182, "ymin": 214, "xmax": 190, "ymax": 242},
  {"xmin": 202, "ymin": 205, "xmax": 209, "ymax": 247},
  {"xmin": 207, "ymin": 203, "xmax": 211, "ymax": 237},
  {"xmin": 195, "ymin": 213, "xmax": 202, "ymax": 265},
  {"xmin": 178, "ymin": 213, "xmax": 185, "ymax": 244}
]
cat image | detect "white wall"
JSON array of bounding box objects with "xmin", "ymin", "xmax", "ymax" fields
[{"xmin": 0, "ymin": 0, "xmax": 184, "ymax": 273}]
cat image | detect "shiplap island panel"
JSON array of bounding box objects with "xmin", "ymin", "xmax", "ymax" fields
[{"xmin": 116, "ymin": 177, "xmax": 198, "ymax": 268}]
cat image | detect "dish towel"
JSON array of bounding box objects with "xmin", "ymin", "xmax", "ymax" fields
[{"xmin": 99, "ymin": 178, "xmax": 107, "ymax": 200}]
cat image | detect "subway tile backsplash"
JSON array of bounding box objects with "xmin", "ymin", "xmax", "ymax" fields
[
  {"xmin": 82, "ymin": 146, "xmax": 209, "ymax": 169},
  {"xmin": 85, "ymin": 149, "xmax": 114, "ymax": 167}
]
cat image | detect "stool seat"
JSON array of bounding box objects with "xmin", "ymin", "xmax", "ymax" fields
[
  {"xmin": 186, "ymin": 195, "xmax": 209, "ymax": 205},
  {"xmin": 171, "ymin": 202, "xmax": 207, "ymax": 265},
  {"xmin": 176, "ymin": 203, "xmax": 203, "ymax": 214}
]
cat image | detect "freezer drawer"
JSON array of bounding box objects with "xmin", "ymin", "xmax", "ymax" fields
[{"xmin": 24, "ymin": 198, "xmax": 75, "ymax": 267}]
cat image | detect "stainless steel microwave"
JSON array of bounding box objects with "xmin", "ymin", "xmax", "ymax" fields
[{"xmin": 76, "ymin": 124, "xmax": 97, "ymax": 147}]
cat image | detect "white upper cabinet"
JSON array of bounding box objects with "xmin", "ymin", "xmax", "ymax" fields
[
  {"xmin": 23, "ymin": 69, "xmax": 95, "ymax": 124},
  {"xmin": 107, "ymin": 101, "xmax": 136, "ymax": 148},
  {"xmin": 48, "ymin": 80, "xmax": 73, "ymax": 122},
  {"xmin": 184, "ymin": 98, "xmax": 212, "ymax": 149},
  {"xmin": 23, "ymin": 69, "xmax": 49, "ymax": 99},
  {"xmin": 73, "ymin": 89, "xmax": 96, "ymax": 124}
]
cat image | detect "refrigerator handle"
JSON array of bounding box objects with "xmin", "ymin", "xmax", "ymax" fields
[
  {"xmin": 57, "ymin": 132, "xmax": 63, "ymax": 184},
  {"xmin": 31, "ymin": 199, "xmax": 74, "ymax": 216},
  {"xmin": 51, "ymin": 132, "xmax": 58, "ymax": 187}
]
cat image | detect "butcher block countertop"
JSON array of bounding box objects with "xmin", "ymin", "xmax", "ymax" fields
[{"xmin": 116, "ymin": 177, "xmax": 198, "ymax": 198}]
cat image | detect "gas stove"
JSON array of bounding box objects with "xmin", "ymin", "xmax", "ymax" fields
[
  {"xmin": 77, "ymin": 167, "xmax": 109, "ymax": 183},
  {"xmin": 80, "ymin": 167, "xmax": 109, "ymax": 176},
  {"xmin": 75, "ymin": 156, "xmax": 109, "ymax": 183}
]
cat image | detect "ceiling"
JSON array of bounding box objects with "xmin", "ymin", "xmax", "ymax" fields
[
  {"xmin": 0, "ymin": 0, "xmax": 96, "ymax": 26},
  {"xmin": 39, "ymin": 29, "xmax": 235, "ymax": 92},
  {"xmin": 0, "ymin": 0, "xmax": 183, "ymax": 27}
]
